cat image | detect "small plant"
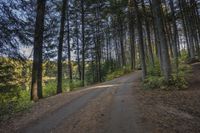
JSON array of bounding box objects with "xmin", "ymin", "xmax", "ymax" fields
[
  {"xmin": 143, "ymin": 76, "xmax": 165, "ymax": 89},
  {"xmin": 147, "ymin": 59, "xmax": 161, "ymax": 76}
]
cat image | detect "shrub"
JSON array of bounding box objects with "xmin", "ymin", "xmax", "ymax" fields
[
  {"xmin": 68, "ymin": 80, "xmax": 82, "ymax": 91},
  {"xmin": 0, "ymin": 89, "xmax": 32, "ymax": 121},
  {"xmin": 0, "ymin": 58, "xmax": 32, "ymax": 120},
  {"xmin": 147, "ymin": 59, "xmax": 161, "ymax": 76},
  {"xmin": 43, "ymin": 79, "xmax": 57, "ymax": 97},
  {"xmin": 43, "ymin": 79, "xmax": 83, "ymax": 97},
  {"xmin": 143, "ymin": 58, "xmax": 191, "ymax": 90},
  {"xmin": 143, "ymin": 75, "xmax": 188, "ymax": 90},
  {"xmin": 106, "ymin": 67, "xmax": 132, "ymax": 81},
  {"xmin": 143, "ymin": 76, "xmax": 165, "ymax": 89}
]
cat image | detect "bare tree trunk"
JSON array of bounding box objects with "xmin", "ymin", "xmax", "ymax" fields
[
  {"xmin": 119, "ymin": 22, "xmax": 126, "ymax": 66},
  {"xmin": 128, "ymin": 0, "xmax": 136, "ymax": 70},
  {"xmin": 31, "ymin": 0, "xmax": 46, "ymax": 101},
  {"xmin": 57, "ymin": 0, "xmax": 67, "ymax": 94},
  {"xmin": 152, "ymin": 0, "xmax": 171, "ymax": 82},
  {"xmin": 66, "ymin": 0, "xmax": 72, "ymax": 82},
  {"xmin": 75, "ymin": 12, "xmax": 81, "ymax": 80},
  {"xmin": 169, "ymin": 0, "xmax": 179, "ymax": 72},
  {"xmin": 81, "ymin": 0, "xmax": 85, "ymax": 86}
]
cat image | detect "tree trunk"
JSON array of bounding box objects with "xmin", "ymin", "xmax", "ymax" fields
[
  {"xmin": 128, "ymin": 0, "xmax": 136, "ymax": 70},
  {"xmin": 133, "ymin": 0, "xmax": 147, "ymax": 80},
  {"xmin": 119, "ymin": 22, "xmax": 126, "ymax": 67},
  {"xmin": 81, "ymin": 0, "xmax": 85, "ymax": 86},
  {"xmin": 152, "ymin": 0, "xmax": 171, "ymax": 82},
  {"xmin": 75, "ymin": 12, "xmax": 81, "ymax": 80},
  {"xmin": 31, "ymin": 0, "xmax": 46, "ymax": 101},
  {"xmin": 57, "ymin": 0, "xmax": 67, "ymax": 94},
  {"xmin": 66, "ymin": 0, "xmax": 72, "ymax": 82},
  {"xmin": 169, "ymin": 0, "xmax": 179, "ymax": 72},
  {"xmin": 141, "ymin": 0, "xmax": 154, "ymax": 66}
]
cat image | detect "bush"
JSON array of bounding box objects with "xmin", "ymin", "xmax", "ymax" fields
[
  {"xmin": 43, "ymin": 79, "xmax": 83, "ymax": 97},
  {"xmin": 143, "ymin": 74, "xmax": 188, "ymax": 90},
  {"xmin": 143, "ymin": 58, "xmax": 191, "ymax": 90},
  {"xmin": 147, "ymin": 59, "xmax": 161, "ymax": 76},
  {"xmin": 68, "ymin": 80, "xmax": 82, "ymax": 91},
  {"xmin": 0, "ymin": 89, "xmax": 32, "ymax": 121},
  {"xmin": 143, "ymin": 76, "xmax": 165, "ymax": 89},
  {"xmin": 106, "ymin": 67, "xmax": 132, "ymax": 81},
  {"xmin": 43, "ymin": 79, "xmax": 57, "ymax": 97},
  {"xmin": 0, "ymin": 58, "xmax": 32, "ymax": 121}
]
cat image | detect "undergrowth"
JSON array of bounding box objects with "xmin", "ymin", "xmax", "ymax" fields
[
  {"xmin": 143, "ymin": 57, "xmax": 192, "ymax": 90},
  {"xmin": 0, "ymin": 79, "xmax": 83, "ymax": 121},
  {"xmin": 0, "ymin": 89, "xmax": 32, "ymax": 121},
  {"xmin": 106, "ymin": 67, "xmax": 132, "ymax": 81}
]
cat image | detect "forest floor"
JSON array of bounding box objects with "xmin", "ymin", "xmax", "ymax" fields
[{"xmin": 0, "ymin": 63, "xmax": 200, "ymax": 133}]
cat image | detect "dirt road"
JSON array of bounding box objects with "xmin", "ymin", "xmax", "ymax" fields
[
  {"xmin": 16, "ymin": 71, "xmax": 144, "ymax": 133},
  {"xmin": 2, "ymin": 64, "xmax": 200, "ymax": 133}
]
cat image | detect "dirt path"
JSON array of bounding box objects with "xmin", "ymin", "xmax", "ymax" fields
[
  {"xmin": 1, "ymin": 63, "xmax": 200, "ymax": 133},
  {"xmin": 11, "ymin": 71, "xmax": 143, "ymax": 133}
]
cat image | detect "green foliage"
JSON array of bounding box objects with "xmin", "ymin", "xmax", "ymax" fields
[
  {"xmin": 0, "ymin": 58, "xmax": 21, "ymax": 93},
  {"xmin": 143, "ymin": 76, "xmax": 165, "ymax": 89},
  {"xmin": 179, "ymin": 50, "xmax": 189, "ymax": 63},
  {"xmin": 43, "ymin": 79, "xmax": 57, "ymax": 97},
  {"xmin": 143, "ymin": 58, "xmax": 191, "ymax": 90},
  {"xmin": 69, "ymin": 80, "xmax": 82, "ymax": 91},
  {"xmin": 106, "ymin": 67, "xmax": 132, "ymax": 81},
  {"xmin": 169, "ymin": 74, "xmax": 188, "ymax": 89},
  {"xmin": 147, "ymin": 59, "xmax": 161, "ymax": 76},
  {"xmin": 0, "ymin": 89, "xmax": 32, "ymax": 121},
  {"xmin": 0, "ymin": 58, "xmax": 32, "ymax": 120},
  {"xmin": 43, "ymin": 79, "xmax": 83, "ymax": 97},
  {"xmin": 143, "ymin": 73, "xmax": 188, "ymax": 90},
  {"xmin": 0, "ymin": 58, "xmax": 133, "ymax": 121}
]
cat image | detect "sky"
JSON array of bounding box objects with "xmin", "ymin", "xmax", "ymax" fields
[{"xmin": 20, "ymin": 46, "xmax": 33, "ymax": 59}]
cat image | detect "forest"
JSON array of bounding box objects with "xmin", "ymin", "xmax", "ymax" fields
[{"xmin": 0, "ymin": 0, "xmax": 200, "ymax": 131}]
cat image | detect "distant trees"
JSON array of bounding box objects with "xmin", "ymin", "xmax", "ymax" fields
[{"xmin": 1, "ymin": 0, "xmax": 200, "ymax": 101}]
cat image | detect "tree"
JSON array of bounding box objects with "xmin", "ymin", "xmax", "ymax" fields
[
  {"xmin": 57, "ymin": 0, "xmax": 67, "ymax": 94},
  {"xmin": 128, "ymin": 0, "xmax": 136, "ymax": 70},
  {"xmin": 169, "ymin": 0, "xmax": 179, "ymax": 72},
  {"xmin": 152, "ymin": 0, "xmax": 171, "ymax": 82},
  {"xmin": 141, "ymin": 0, "xmax": 154, "ymax": 66},
  {"xmin": 31, "ymin": 0, "xmax": 46, "ymax": 101},
  {"xmin": 133, "ymin": 0, "xmax": 147, "ymax": 80},
  {"xmin": 81, "ymin": 0, "xmax": 85, "ymax": 86},
  {"xmin": 66, "ymin": 0, "xmax": 73, "ymax": 82}
]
